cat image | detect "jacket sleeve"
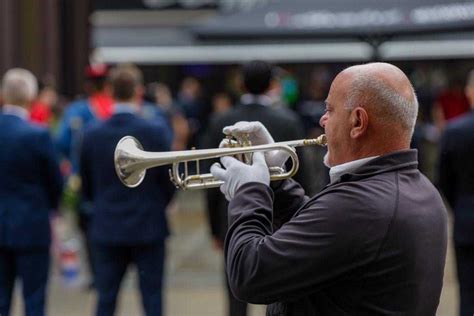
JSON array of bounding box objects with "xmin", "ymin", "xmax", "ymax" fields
[
  {"xmin": 39, "ymin": 131, "xmax": 63, "ymax": 210},
  {"xmin": 224, "ymin": 182, "xmax": 362, "ymax": 305},
  {"xmin": 436, "ymin": 129, "xmax": 455, "ymax": 207},
  {"xmin": 56, "ymin": 106, "xmax": 75, "ymax": 159},
  {"xmin": 270, "ymin": 179, "xmax": 309, "ymax": 228},
  {"xmin": 79, "ymin": 132, "xmax": 92, "ymax": 203}
]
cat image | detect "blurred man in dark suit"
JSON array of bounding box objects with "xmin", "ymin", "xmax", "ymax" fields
[
  {"xmin": 79, "ymin": 64, "xmax": 174, "ymax": 316},
  {"xmin": 0, "ymin": 68, "xmax": 63, "ymax": 316},
  {"xmin": 438, "ymin": 69, "xmax": 474, "ymax": 316},
  {"xmin": 203, "ymin": 60, "xmax": 308, "ymax": 316}
]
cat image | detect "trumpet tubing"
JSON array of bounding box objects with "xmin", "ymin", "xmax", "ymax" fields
[{"xmin": 114, "ymin": 134, "xmax": 327, "ymax": 189}]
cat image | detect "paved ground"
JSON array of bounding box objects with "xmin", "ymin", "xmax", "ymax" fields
[{"xmin": 10, "ymin": 190, "xmax": 457, "ymax": 316}]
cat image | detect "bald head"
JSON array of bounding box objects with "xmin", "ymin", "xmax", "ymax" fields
[{"xmin": 341, "ymin": 63, "xmax": 418, "ymax": 140}]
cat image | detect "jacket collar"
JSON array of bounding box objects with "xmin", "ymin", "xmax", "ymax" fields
[
  {"xmin": 2, "ymin": 104, "xmax": 29, "ymax": 120},
  {"xmin": 333, "ymin": 149, "xmax": 418, "ymax": 184},
  {"xmin": 240, "ymin": 94, "xmax": 273, "ymax": 107},
  {"xmin": 113, "ymin": 103, "xmax": 137, "ymax": 115}
]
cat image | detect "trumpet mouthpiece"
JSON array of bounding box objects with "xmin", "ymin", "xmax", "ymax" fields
[
  {"xmin": 317, "ymin": 134, "xmax": 327, "ymax": 146},
  {"xmin": 303, "ymin": 134, "xmax": 327, "ymax": 146}
]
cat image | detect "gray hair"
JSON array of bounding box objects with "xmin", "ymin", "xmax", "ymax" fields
[
  {"xmin": 346, "ymin": 73, "xmax": 418, "ymax": 137},
  {"xmin": 1, "ymin": 68, "xmax": 38, "ymax": 105}
]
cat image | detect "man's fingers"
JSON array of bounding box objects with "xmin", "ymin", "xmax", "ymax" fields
[
  {"xmin": 210, "ymin": 163, "xmax": 227, "ymax": 181},
  {"xmin": 223, "ymin": 121, "xmax": 261, "ymax": 135},
  {"xmin": 252, "ymin": 151, "xmax": 267, "ymax": 167},
  {"xmin": 223, "ymin": 121, "xmax": 250, "ymax": 135},
  {"xmin": 218, "ymin": 138, "xmax": 238, "ymax": 148},
  {"xmin": 220, "ymin": 156, "xmax": 240, "ymax": 168}
]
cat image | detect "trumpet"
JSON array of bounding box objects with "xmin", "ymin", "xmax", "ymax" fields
[{"xmin": 114, "ymin": 134, "xmax": 327, "ymax": 190}]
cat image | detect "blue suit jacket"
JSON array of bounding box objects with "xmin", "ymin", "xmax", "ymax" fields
[
  {"xmin": 80, "ymin": 112, "xmax": 175, "ymax": 245},
  {"xmin": 56, "ymin": 98, "xmax": 96, "ymax": 173},
  {"xmin": 438, "ymin": 110, "xmax": 474, "ymax": 244},
  {"xmin": 0, "ymin": 113, "xmax": 63, "ymax": 248}
]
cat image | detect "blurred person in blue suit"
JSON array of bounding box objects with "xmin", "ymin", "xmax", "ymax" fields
[
  {"xmin": 438, "ymin": 69, "xmax": 474, "ymax": 316},
  {"xmin": 0, "ymin": 68, "xmax": 63, "ymax": 316},
  {"xmin": 79, "ymin": 64, "xmax": 175, "ymax": 316},
  {"xmin": 56, "ymin": 64, "xmax": 113, "ymax": 289}
]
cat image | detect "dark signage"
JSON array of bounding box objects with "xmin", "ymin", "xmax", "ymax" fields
[{"xmin": 94, "ymin": 0, "xmax": 218, "ymax": 11}]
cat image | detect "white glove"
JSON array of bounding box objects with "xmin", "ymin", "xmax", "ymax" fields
[
  {"xmin": 210, "ymin": 151, "xmax": 270, "ymax": 201},
  {"xmin": 222, "ymin": 121, "xmax": 290, "ymax": 168}
]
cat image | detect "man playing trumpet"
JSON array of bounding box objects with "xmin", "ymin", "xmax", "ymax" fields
[{"xmin": 210, "ymin": 63, "xmax": 448, "ymax": 315}]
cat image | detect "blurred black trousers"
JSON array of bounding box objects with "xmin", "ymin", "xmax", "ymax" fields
[{"xmin": 455, "ymin": 244, "xmax": 474, "ymax": 316}]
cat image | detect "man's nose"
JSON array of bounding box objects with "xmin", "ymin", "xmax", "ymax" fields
[{"xmin": 319, "ymin": 113, "xmax": 327, "ymax": 128}]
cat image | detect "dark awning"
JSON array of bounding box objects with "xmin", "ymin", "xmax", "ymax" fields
[
  {"xmin": 92, "ymin": 1, "xmax": 474, "ymax": 64},
  {"xmin": 192, "ymin": 0, "xmax": 474, "ymax": 40}
]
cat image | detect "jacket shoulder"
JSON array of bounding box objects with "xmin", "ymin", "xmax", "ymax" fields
[
  {"xmin": 8, "ymin": 118, "xmax": 49, "ymax": 138},
  {"xmin": 311, "ymin": 174, "xmax": 399, "ymax": 219}
]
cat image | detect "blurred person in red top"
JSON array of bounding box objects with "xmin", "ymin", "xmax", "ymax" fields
[
  {"xmin": 84, "ymin": 63, "xmax": 113, "ymax": 120},
  {"xmin": 29, "ymin": 77, "xmax": 58, "ymax": 127},
  {"xmin": 56, "ymin": 63, "xmax": 113, "ymax": 173},
  {"xmin": 433, "ymin": 76, "xmax": 470, "ymax": 132}
]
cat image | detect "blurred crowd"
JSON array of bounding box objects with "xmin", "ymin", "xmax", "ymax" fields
[
  {"xmin": 1, "ymin": 64, "xmax": 468, "ymax": 164},
  {"xmin": 9, "ymin": 62, "xmax": 473, "ymax": 182},
  {"xmin": 0, "ymin": 60, "xmax": 473, "ymax": 316}
]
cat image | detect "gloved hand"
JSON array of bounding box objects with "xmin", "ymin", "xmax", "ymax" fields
[
  {"xmin": 222, "ymin": 121, "xmax": 290, "ymax": 168},
  {"xmin": 210, "ymin": 151, "xmax": 270, "ymax": 201}
]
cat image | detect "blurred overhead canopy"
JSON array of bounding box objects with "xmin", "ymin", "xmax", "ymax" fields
[
  {"xmin": 92, "ymin": 0, "xmax": 474, "ymax": 64},
  {"xmin": 192, "ymin": 0, "xmax": 474, "ymax": 39}
]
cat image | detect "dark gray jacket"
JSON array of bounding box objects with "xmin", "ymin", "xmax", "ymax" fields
[
  {"xmin": 225, "ymin": 150, "xmax": 447, "ymax": 315},
  {"xmin": 437, "ymin": 110, "xmax": 474, "ymax": 244}
]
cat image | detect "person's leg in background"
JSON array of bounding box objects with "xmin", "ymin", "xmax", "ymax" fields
[
  {"xmin": 0, "ymin": 248, "xmax": 16, "ymax": 316},
  {"xmin": 133, "ymin": 242, "xmax": 165, "ymax": 316},
  {"xmin": 93, "ymin": 244, "xmax": 129, "ymax": 316},
  {"xmin": 17, "ymin": 248, "xmax": 49, "ymax": 316},
  {"xmin": 455, "ymin": 244, "xmax": 474, "ymax": 316},
  {"xmin": 78, "ymin": 203, "xmax": 96, "ymax": 289}
]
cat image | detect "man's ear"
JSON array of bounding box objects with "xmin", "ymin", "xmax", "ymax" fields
[
  {"xmin": 350, "ymin": 107, "xmax": 368, "ymax": 139},
  {"xmin": 466, "ymin": 86, "xmax": 474, "ymax": 106}
]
